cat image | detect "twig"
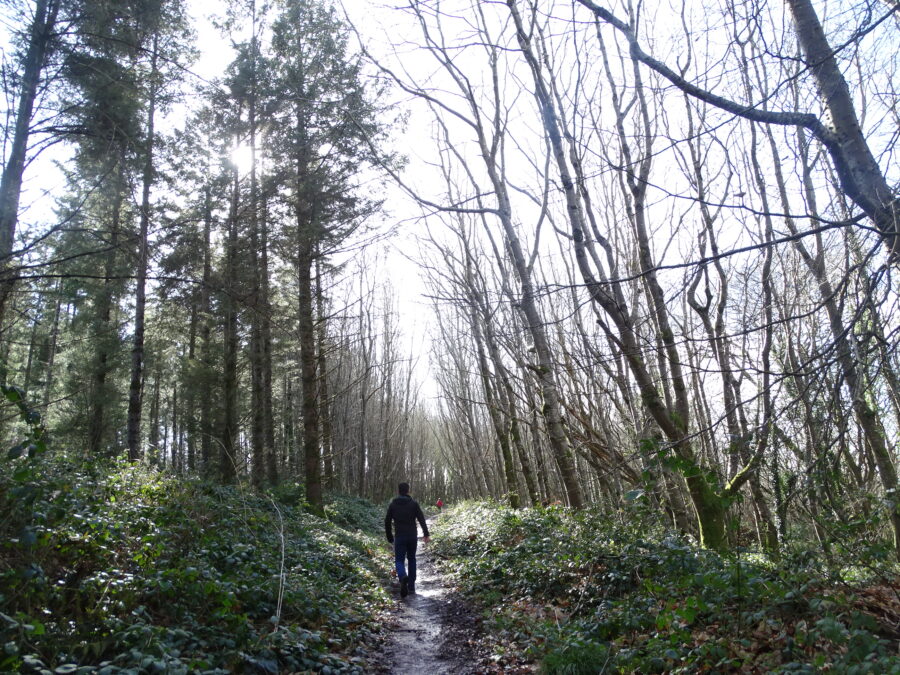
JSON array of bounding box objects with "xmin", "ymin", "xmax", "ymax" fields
[{"xmin": 269, "ymin": 496, "xmax": 287, "ymax": 629}]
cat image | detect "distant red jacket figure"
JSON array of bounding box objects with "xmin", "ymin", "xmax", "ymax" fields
[{"xmin": 436, "ymin": 498, "xmax": 444, "ymax": 512}]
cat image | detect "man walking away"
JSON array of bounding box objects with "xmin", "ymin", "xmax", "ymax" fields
[{"xmin": 385, "ymin": 482, "xmax": 430, "ymax": 597}]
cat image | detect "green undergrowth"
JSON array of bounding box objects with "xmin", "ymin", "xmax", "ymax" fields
[
  {"xmin": 1, "ymin": 456, "xmax": 392, "ymax": 674},
  {"xmin": 431, "ymin": 501, "xmax": 900, "ymax": 674}
]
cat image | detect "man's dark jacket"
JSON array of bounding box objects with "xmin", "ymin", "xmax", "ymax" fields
[{"xmin": 385, "ymin": 494, "xmax": 430, "ymax": 543}]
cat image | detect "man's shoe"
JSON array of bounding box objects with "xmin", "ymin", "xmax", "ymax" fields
[
  {"xmin": 400, "ymin": 576, "xmax": 408, "ymax": 598},
  {"xmin": 408, "ymin": 583, "xmax": 415, "ymax": 594}
]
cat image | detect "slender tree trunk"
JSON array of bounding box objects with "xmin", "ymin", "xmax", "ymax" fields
[
  {"xmin": 298, "ymin": 241, "xmax": 322, "ymax": 510},
  {"xmin": 88, "ymin": 163, "xmax": 125, "ymax": 455},
  {"xmin": 127, "ymin": 36, "xmax": 159, "ymax": 462},
  {"xmin": 149, "ymin": 363, "xmax": 161, "ymax": 462},
  {"xmin": 161, "ymin": 394, "xmax": 168, "ymax": 469},
  {"xmin": 357, "ymin": 295, "xmax": 373, "ymax": 496},
  {"xmin": 497, "ymin": 367, "xmax": 537, "ymax": 506},
  {"xmin": 260, "ymin": 193, "xmax": 276, "ymax": 484},
  {"xmin": 0, "ymin": 0, "xmax": 61, "ymax": 330},
  {"xmin": 186, "ymin": 301, "xmax": 197, "ymax": 472},
  {"xmin": 221, "ymin": 163, "xmax": 240, "ymax": 483},
  {"xmin": 768, "ymin": 121, "xmax": 900, "ymax": 558},
  {"xmin": 755, "ymin": 150, "xmax": 780, "ymax": 555},
  {"xmin": 171, "ymin": 383, "xmax": 179, "ymax": 472},
  {"xmin": 529, "ymin": 401, "xmax": 550, "ymax": 501},
  {"xmin": 284, "ymin": 376, "xmax": 295, "ymax": 476},
  {"xmin": 471, "ymin": 301, "xmax": 519, "ymax": 508},
  {"xmin": 315, "ymin": 255, "xmax": 334, "ymax": 488},
  {"xmin": 23, "ymin": 310, "xmax": 38, "ymax": 392},
  {"xmin": 199, "ymin": 184, "xmax": 213, "ymax": 474},
  {"xmin": 508, "ymin": 0, "xmax": 726, "ymax": 540},
  {"xmin": 248, "ymin": 22, "xmax": 265, "ymax": 486},
  {"xmin": 42, "ymin": 279, "xmax": 62, "ymax": 409}
]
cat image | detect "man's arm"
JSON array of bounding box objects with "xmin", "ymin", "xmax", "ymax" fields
[
  {"xmin": 416, "ymin": 503, "xmax": 430, "ymax": 539},
  {"xmin": 385, "ymin": 506, "xmax": 394, "ymax": 543}
]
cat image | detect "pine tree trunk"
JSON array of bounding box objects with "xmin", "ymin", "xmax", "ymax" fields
[
  {"xmin": 23, "ymin": 310, "xmax": 38, "ymax": 392},
  {"xmin": 149, "ymin": 365, "xmax": 160, "ymax": 462},
  {"xmin": 126, "ymin": 36, "xmax": 158, "ymax": 462},
  {"xmin": 284, "ymin": 376, "xmax": 295, "ymax": 475},
  {"xmin": 248, "ymin": 50, "xmax": 266, "ymax": 486},
  {"xmin": 199, "ymin": 185, "xmax": 213, "ymax": 474},
  {"xmin": 260, "ymin": 197, "xmax": 276, "ymax": 485},
  {"xmin": 315, "ymin": 256, "xmax": 333, "ymax": 488},
  {"xmin": 186, "ymin": 301, "xmax": 198, "ymax": 472},
  {"xmin": 171, "ymin": 383, "xmax": 179, "ymax": 471},
  {"xmin": 42, "ymin": 279, "xmax": 62, "ymax": 409},
  {"xmin": 221, "ymin": 166, "xmax": 240, "ymax": 483},
  {"xmin": 88, "ymin": 165, "xmax": 125, "ymax": 455},
  {"xmin": 298, "ymin": 242, "xmax": 322, "ymax": 510}
]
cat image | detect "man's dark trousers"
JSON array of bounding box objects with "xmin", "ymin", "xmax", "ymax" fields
[
  {"xmin": 385, "ymin": 491, "xmax": 429, "ymax": 592},
  {"xmin": 394, "ymin": 534, "xmax": 418, "ymax": 585}
]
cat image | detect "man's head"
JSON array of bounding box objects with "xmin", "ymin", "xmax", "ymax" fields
[{"xmin": 398, "ymin": 482, "xmax": 410, "ymax": 495}]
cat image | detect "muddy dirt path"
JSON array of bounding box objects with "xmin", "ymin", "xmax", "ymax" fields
[{"xmin": 372, "ymin": 523, "xmax": 487, "ymax": 674}]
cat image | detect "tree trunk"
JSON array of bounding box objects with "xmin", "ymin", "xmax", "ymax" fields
[
  {"xmin": 771, "ymin": 122, "xmax": 900, "ymax": 559},
  {"xmin": 126, "ymin": 35, "xmax": 159, "ymax": 462},
  {"xmin": 88, "ymin": 164, "xmax": 125, "ymax": 455},
  {"xmin": 785, "ymin": 0, "xmax": 899, "ymax": 256},
  {"xmin": 298, "ymin": 242, "xmax": 322, "ymax": 510},
  {"xmin": 199, "ymin": 184, "xmax": 213, "ymax": 474},
  {"xmin": 186, "ymin": 301, "xmax": 197, "ymax": 472},
  {"xmin": 284, "ymin": 376, "xmax": 295, "ymax": 475},
  {"xmin": 0, "ymin": 0, "xmax": 61, "ymax": 330},
  {"xmin": 471, "ymin": 300, "xmax": 520, "ymax": 508},
  {"xmin": 507, "ymin": 0, "xmax": 723, "ymax": 540},
  {"xmin": 149, "ymin": 363, "xmax": 160, "ymax": 463},
  {"xmin": 42, "ymin": 279, "xmax": 62, "ymax": 409},
  {"xmin": 221, "ymin": 164, "xmax": 240, "ymax": 483},
  {"xmin": 171, "ymin": 383, "xmax": 179, "ymax": 471},
  {"xmin": 315, "ymin": 254, "xmax": 334, "ymax": 488},
  {"xmin": 260, "ymin": 193, "xmax": 276, "ymax": 485}
]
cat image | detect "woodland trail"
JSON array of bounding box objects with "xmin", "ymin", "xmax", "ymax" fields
[{"xmin": 373, "ymin": 520, "xmax": 487, "ymax": 674}]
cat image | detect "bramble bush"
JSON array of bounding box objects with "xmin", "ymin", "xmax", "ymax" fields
[{"xmin": 430, "ymin": 501, "xmax": 900, "ymax": 674}]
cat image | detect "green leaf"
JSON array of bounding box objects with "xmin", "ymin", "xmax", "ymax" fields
[
  {"xmin": 7, "ymin": 444, "xmax": 23, "ymax": 460},
  {"xmin": 1, "ymin": 385, "xmax": 23, "ymax": 403},
  {"xmin": 20, "ymin": 526, "xmax": 37, "ymax": 547}
]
